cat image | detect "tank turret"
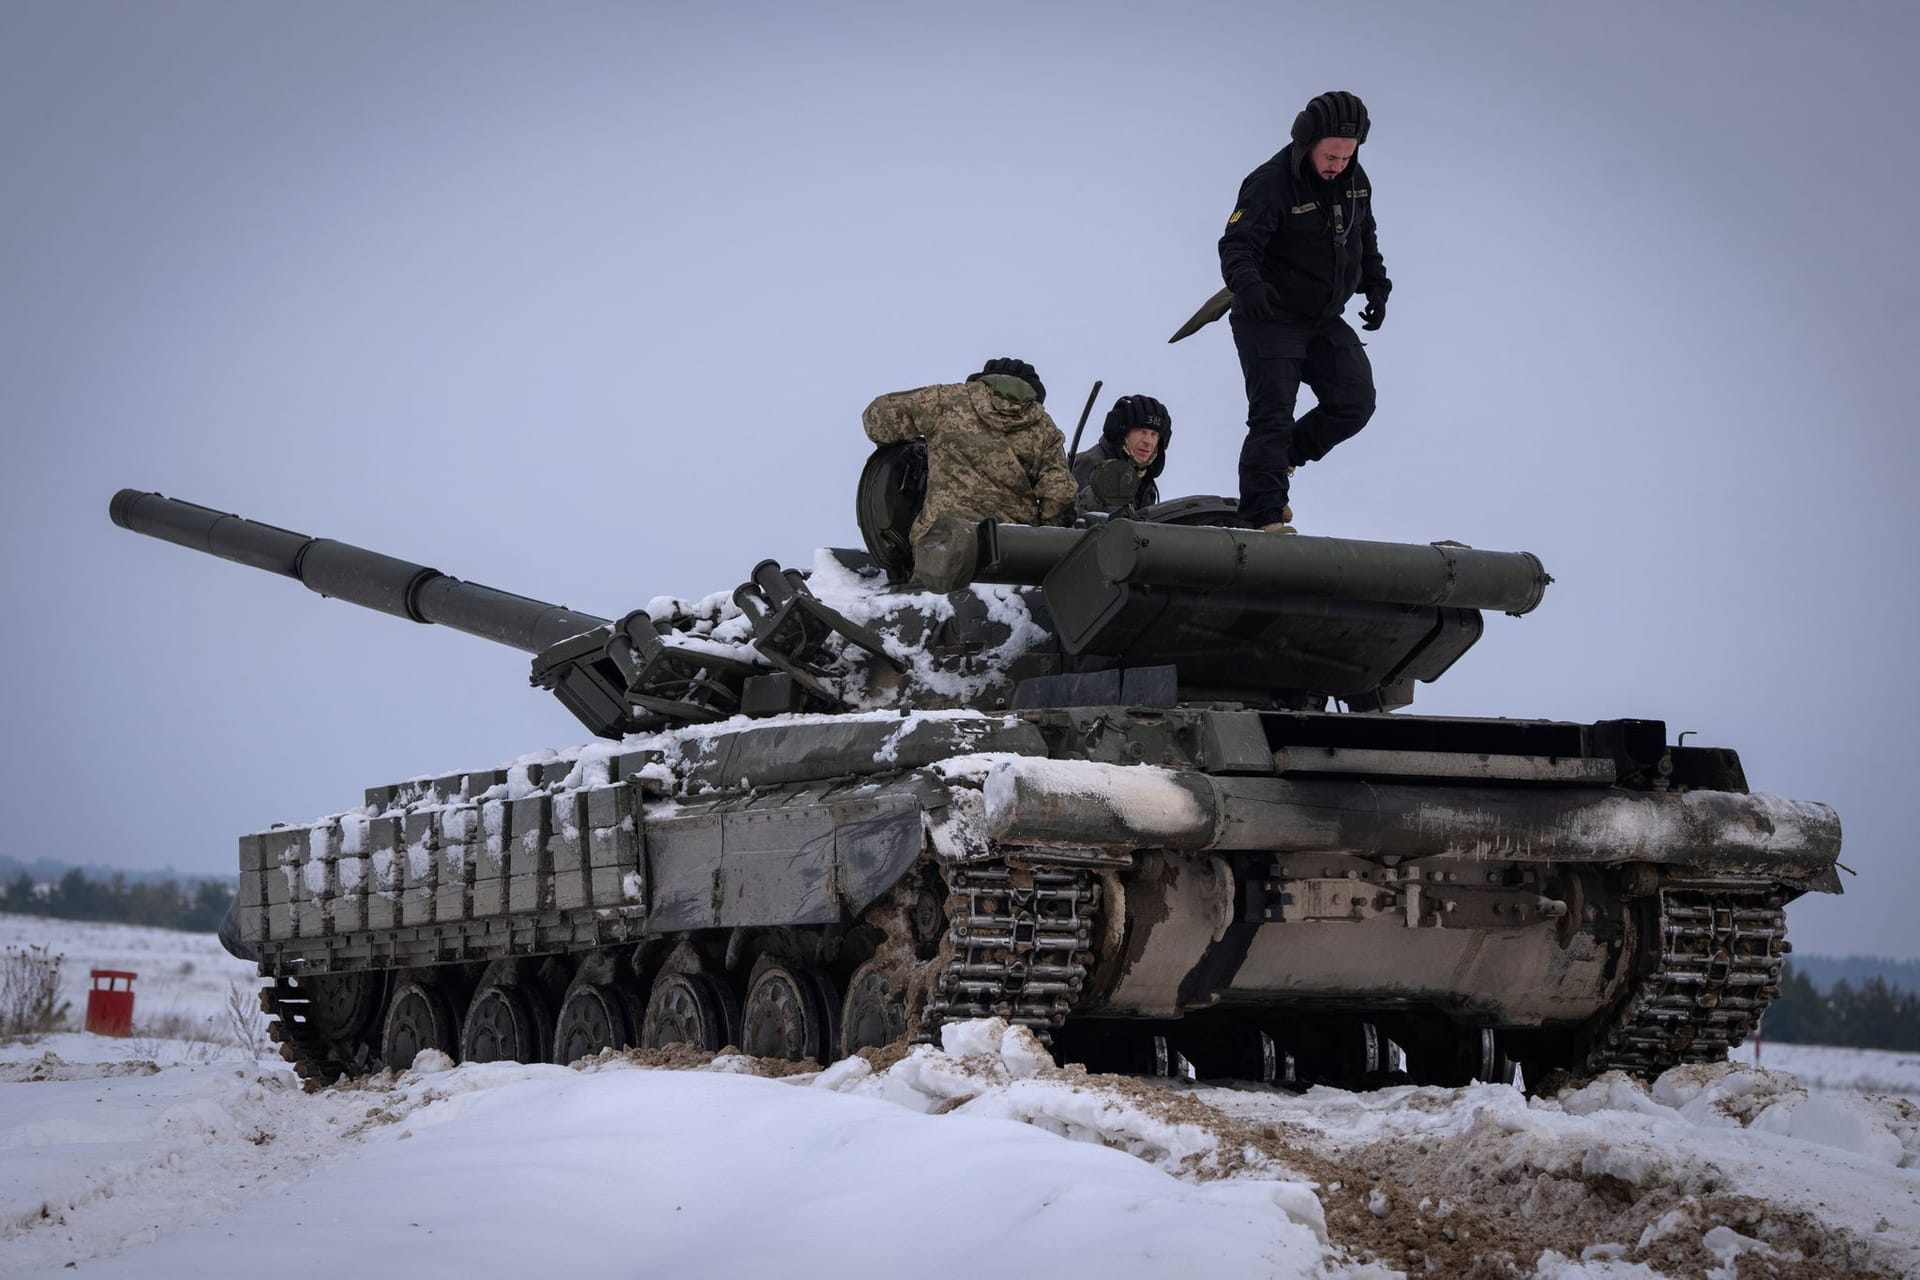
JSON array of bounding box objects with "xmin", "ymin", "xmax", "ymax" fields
[{"xmin": 113, "ymin": 488, "xmax": 1549, "ymax": 728}]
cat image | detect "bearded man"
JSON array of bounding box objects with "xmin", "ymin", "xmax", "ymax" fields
[{"xmin": 1219, "ymin": 90, "xmax": 1390, "ymax": 533}]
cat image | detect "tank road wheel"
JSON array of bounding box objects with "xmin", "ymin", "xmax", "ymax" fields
[
  {"xmin": 461, "ymin": 984, "xmax": 543, "ymax": 1064},
  {"xmin": 641, "ymin": 973, "xmax": 736, "ymax": 1052},
  {"xmin": 740, "ymin": 964, "xmax": 833, "ymax": 1063},
  {"xmin": 1338, "ymin": 1019, "xmax": 1386, "ymax": 1086},
  {"xmin": 285, "ymin": 971, "xmax": 385, "ymax": 1042},
  {"xmin": 381, "ymin": 981, "xmax": 457, "ymax": 1071},
  {"xmin": 1236, "ymin": 1026, "xmax": 1297, "ymax": 1088},
  {"xmin": 1290, "ymin": 1016, "xmax": 1385, "ymax": 1089},
  {"xmin": 1049, "ymin": 1021, "xmax": 1180, "ymax": 1077},
  {"xmin": 1181, "ymin": 1022, "xmax": 1295, "ymax": 1087},
  {"xmin": 1454, "ymin": 1027, "xmax": 1516, "ymax": 1086},
  {"xmin": 839, "ymin": 961, "xmax": 908, "ymax": 1057},
  {"xmin": 552, "ymin": 983, "xmax": 634, "ymax": 1064},
  {"xmin": 1393, "ymin": 1020, "xmax": 1515, "ymax": 1087}
]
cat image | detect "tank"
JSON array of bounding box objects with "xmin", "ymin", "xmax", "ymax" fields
[{"xmin": 109, "ymin": 485, "xmax": 1842, "ymax": 1089}]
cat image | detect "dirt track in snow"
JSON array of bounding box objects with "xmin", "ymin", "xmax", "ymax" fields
[{"xmin": 584, "ymin": 1041, "xmax": 1918, "ymax": 1278}]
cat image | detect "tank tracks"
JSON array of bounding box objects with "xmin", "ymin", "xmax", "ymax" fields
[
  {"xmin": 263, "ymin": 860, "xmax": 1101, "ymax": 1084},
  {"xmin": 1585, "ymin": 886, "xmax": 1788, "ymax": 1075},
  {"xmin": 263, "ymin": 879, "xmax": 1776, "ymax": 1085},
  {"xmin": 924, "ymin": 863, "xmax": 1100, "ymax": 1041},
  {"xmin": 262, "ymin": 974, "xmax": 374, "ymax": 1089}
]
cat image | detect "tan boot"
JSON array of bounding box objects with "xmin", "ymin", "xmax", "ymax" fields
[{"xmin": 1260, "ymin": 520, "xmax": 1297, "ymax": 535}]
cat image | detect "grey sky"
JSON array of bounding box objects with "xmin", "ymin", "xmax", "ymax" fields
[{"xmin": 3, "ymin": 2, "xmax": 1915, "ymax": 958}]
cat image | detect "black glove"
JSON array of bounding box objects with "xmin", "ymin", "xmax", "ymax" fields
[
  {"xmin": 1360, "ymin": 290, "xmax": 1387, "ymax": 331},
  {"xmin": 1233, "ymin": 280, "xmax": 1281, "ymax": 321}
]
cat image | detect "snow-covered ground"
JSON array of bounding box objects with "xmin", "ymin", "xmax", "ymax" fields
[
  {"xmin": 1729, "ymin": 1038, "xmax": 1920, "ymax": 1103},
  {"xmin": 0, "ymin": 914, "xmax": 259, "ymax": 1048},
  {"xmin": 3, "ymin": 917, "xmax": 1917, "ymax": 1279}
]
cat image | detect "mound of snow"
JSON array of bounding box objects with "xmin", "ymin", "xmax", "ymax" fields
[{"xmin": 1563, "ymin": 1060, "xmax": 1911, "ymax": 1166}]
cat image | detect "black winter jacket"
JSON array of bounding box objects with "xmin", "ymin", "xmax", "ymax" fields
[{"xmin": 1219, "ymin": 144, "xmax": 1389, "ymax": 332}]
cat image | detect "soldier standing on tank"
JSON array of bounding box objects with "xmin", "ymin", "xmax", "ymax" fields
[
  {"xmin": 1220, "ymin": 90, "xmax": 1390, "ymax": 534},
  {"xmin": 862, "ymin": 357, "xmax": 1078, "ymax": 582},
  {"xmin": 1072, "ymin": 394, "xmax": 1171, "ymax": 514}
]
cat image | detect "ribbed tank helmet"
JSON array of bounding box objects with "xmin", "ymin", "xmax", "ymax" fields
[
  {"xmin": 1290, "ymin": 91, "xmax": 1370, "ymax": 147},
  {"xmin": 1100, "ymin": 394, "xmax": 1171, "ymax": 480},
  {"xmin": 967, "ymin": 357, "xmax": 1045, "ymax": 404}
]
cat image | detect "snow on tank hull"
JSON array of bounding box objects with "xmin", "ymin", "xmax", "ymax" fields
[{"xmin": 241, "ymin": 703, "xmax": 1838, "ymax": 1088}]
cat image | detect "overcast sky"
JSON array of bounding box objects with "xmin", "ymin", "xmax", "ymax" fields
[{"xmin": 3, "ymin": 2, "xmax": 1915, "ymax": 959}]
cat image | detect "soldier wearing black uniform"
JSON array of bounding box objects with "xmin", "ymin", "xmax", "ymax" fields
[{"xmin": 1220, "ymin": 90, "xmax": 1390, "ymax": 532}]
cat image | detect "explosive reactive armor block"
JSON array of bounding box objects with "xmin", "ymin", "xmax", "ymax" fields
[
  {"xmin": 586, "ymin": 783, "xmax": 646, "ymax": 909},
  {"xmin": 435, "ymin": 806, "xmax": 478, "ymax": 923},
  {"xmin": 508, "ymin": 795, "xmax": 552, "ymax": 914},
  {"xmin": 366, "ymin": 814, "xmax": 403, "ymax": 931}
]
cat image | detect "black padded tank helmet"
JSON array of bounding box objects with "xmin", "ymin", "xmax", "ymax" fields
[
  {"xmin": 1099, "ymin": 394, "xmax": 1171, "ymax": 480},
  {"xmin": 1100, "ymin": 394, "xmax": 1171, "ymax": 447},
  {"xmin": 1291, "ymin": 91, "xmax": 1370, "ymax": 147},
  {"xmin": 967, "ymin": 357, "xmax": 1045, "ymax": 404}
]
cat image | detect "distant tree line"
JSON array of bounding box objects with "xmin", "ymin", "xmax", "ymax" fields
[
  {"xmin": 1, "ymin": 869, "xmax": 234, "ymax": 933},
  {"xmin": 1786, "ymin": 953, "xmax": 1920, "ymax": 997},
  {"xmin": 1761, "ymin": 962, "xmax": 1920, "ymax": 1050}
]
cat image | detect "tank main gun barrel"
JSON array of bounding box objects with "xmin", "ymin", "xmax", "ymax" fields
[{"xmin": 109, "ymin": 490, "xmax": 609, "ymax": 654}]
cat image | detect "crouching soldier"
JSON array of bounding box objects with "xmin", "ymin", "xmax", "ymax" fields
[
  {"xmin": 1073, "ymin": 394, "xmax": 1171, "ymax": 515},
  {"xmin": 862, "ymin": 357, "xmax": 1077, "ymax": 590}
]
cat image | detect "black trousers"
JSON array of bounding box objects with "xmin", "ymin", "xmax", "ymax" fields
[{"xmin": 1231, "ymin": 315, "xmax": 1376, "ymax": 526}]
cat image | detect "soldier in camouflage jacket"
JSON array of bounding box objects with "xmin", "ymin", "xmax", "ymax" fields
[{"xmin": 862, "ymin": 360, "xmax": 1078, "ymax": 548}]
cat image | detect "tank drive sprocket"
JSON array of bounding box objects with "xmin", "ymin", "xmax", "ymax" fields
[{"xmin": 924, "ymin": 862, "xmax": 1100, "ymax": 1040}]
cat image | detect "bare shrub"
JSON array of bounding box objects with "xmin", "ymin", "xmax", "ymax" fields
[
  {"xmin": 126, "ymin": 1007, "xmax": 224, "ymax": 1064},
  {"xmin": 134, "ymin": 1008, "xmax": 219, "ymax": 1041},
  {"xmin": 124, "ymin": 1032, "xmax": 222, "ymax": 1064},
  {"xmin": 0, "ymin": 944, "xmax": 67, "ymax": 1037},
  {"xmin": 225, "ymin": 980, "xmax": 269, "ymax": 1058}
]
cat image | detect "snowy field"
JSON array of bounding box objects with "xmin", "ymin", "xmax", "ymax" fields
[
  {"xmin": 2, "ymin": 916, "xmax": 1917, "ymax": 1279},
  {"xmin": 0, "ymin": 914, "xmax": 259, "ymax": 1048}
]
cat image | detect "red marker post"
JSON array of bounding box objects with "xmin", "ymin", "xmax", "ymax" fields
[{"xmin": 85, "ymin": 969, "xmax": 137, "ymax": 1036}]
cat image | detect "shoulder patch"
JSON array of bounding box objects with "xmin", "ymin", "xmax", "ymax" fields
[{"xmin": 1227, "ymin": 209, "xmax": 1243, "ymax": 225}]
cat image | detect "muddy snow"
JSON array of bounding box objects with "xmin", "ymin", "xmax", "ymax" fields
[{"xmin": 3, "ymin": 915, "xmax": 1917, "ymax": 1278}]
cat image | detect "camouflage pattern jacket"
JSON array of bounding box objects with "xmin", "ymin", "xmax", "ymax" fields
[{"xmin": 862, "ymin": 380, "xmax": 1078, "ymax": 543}]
